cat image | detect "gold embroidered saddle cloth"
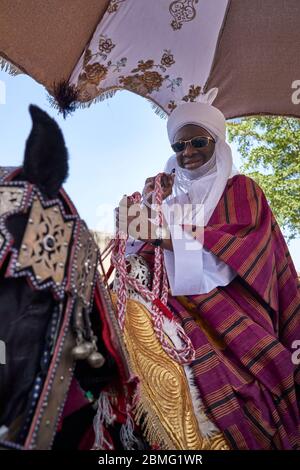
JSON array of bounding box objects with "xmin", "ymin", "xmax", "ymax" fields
[{"xmin": 111, "ymin": 286, "xmax": 229, "ymax": 450}]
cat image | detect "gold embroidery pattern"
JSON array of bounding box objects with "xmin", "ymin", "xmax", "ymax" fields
[
  {"xmin": 77, "ymin": 37, "xmax": 127, "ymax": 101},
  {"xmin": 161, "ymin": 51, "xmax": 175, "ymax": 68},
  {"xmin": 0, "ymin": 186, "xmax": 24, "ymax": 216},
  {"xmin": 98, "ymin": 36, "xmax": 116, "ymax": 60},
  {"xmin": 182, "ymin": 84, "xmax": 202, "ymax": 102},
  {"xmin": 168, "ymin": 100, "xmax": 177, "ymax": 112},
  {"xmin": 79, "ymin": 63, "xmax": 108, "ymax": 87},
  {"xmin": 119, "ymin": 51, "xmax": 182, "ymax": 97},
  {"xmin": 166, "ymin": 85, "xmax": 202, "ymax": 114},
  {"xmin": 119, "ymin": 71, "xmax": 163, "ymax": 96},
  {"xmin": 16, "ymin": 197, "xmax": 74, "ymax": 285},
  {"xmin": 114, "ymin": 295, "xmax": 229, "ymax": 450},
  {"xmin": 107, "ymin": 0, "xmax": 126, "ymax": 14},
  {"xmin": 169, "ymin": 0, "xmax": 199, "ymax": 30}
]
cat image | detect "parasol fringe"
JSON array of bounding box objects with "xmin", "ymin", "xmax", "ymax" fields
[
  {"xmin": 48, "ymin": 81, "xmax": 79, "ymax": 118},
  {"xmin": 48, "ymin": 82, "xmax": 119, "ymax": 117},
  {"xmin": 49, "ymin": 81, "xmax": 167, "ymax": 120},
  {"xmin": 149, "ymin": 101, "xmax": 168, "ymax": 119},
  {"xmin": 0, "ymin": 57, "xmax": 22, "ymax": 76},
  {"xmin": 76, "ymin": 89, "xmax": 118, "ymax": 109}
]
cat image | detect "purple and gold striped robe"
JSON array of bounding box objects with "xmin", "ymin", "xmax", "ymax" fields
[{"xmin": 142, "ymin": 174, "xmax": 300, "ymax": 450}]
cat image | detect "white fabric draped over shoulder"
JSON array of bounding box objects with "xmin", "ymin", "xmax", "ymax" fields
[{"xmin": 162, "ymin": 193, "xmax": 236, "ymax": 295}]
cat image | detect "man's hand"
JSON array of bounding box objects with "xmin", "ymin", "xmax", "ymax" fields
[
  {"xmin": 115, "ymin": 195, "xmax": 174, "ymax": 251},
  {"xmin": 116, "ymin": 196, "xmax": 150, "ymax": 239},
  {"xmin": 142, "ymin": 172, "xmax": 175, "ymax": 204}
]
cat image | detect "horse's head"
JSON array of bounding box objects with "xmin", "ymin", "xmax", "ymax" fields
[{"xmin": 22, "ymin": 104, "xmax": 69, "ymax": 198}]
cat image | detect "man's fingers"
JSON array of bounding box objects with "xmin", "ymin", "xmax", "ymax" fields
[
  {"xmin": 145, "ymin": 174, "xmax": 175, "ymax": 194},
  {"xmin": 143, "ymin": 184, "xmax": 155, "ymax": 198},
  {"xmin": 144, "ymin": 181, "xmax": 154, "ymax": 190},
  {"xmin": 162, "ymin": 173, "xmax": 175, "ymax": 187},
  {"xmin": 145, "ymin": 176, "xmax": 155, "ymax": 186},
  {"xmin": 161, "ymin": 175, "xmax": 173, "ymax": 191}
]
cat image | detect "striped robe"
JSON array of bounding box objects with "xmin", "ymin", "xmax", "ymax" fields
[{"xmin": 142, "ymin": 174, "xmax": 300, "ymax": 449}]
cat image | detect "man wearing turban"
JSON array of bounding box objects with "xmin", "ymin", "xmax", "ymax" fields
[{"xmin": 118, "ymin": 89, "xmax": 300, "ymax": 450}]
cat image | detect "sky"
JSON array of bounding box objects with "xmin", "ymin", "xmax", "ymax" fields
[{"xmin": 0, "ymin": 71, "xmax": 299, "ymax": 270}]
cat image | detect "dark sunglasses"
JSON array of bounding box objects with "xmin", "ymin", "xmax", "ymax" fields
[{"xmin": 171, "ymin": 135, "xmax": 215, "ymax": 153}]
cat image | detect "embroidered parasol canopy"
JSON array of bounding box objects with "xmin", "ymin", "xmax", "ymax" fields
[{"xmin": 1, "ymin": 0, "xmax": 300, "ymax": 118}]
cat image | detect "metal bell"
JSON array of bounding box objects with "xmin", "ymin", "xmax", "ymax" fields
[
  {"xmin": 72, "ymin": 341, "xmax": 94, "ymax": 360},
  {"xmin": 87, "ymin": 351, "xmax": 105, "ymax": 368},
  {"xmin": 82, "ymin": 342, "xmax": 94, "ymax": 355}
]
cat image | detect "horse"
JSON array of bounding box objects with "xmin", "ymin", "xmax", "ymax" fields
[{"xmin": 0, "ymin": 105, "xmax": 133, "ymax": 450}]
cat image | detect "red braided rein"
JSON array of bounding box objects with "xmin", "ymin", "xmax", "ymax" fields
[{"xmin": 109, "ymin": 174, "xmax": 195, "ymax": 365}]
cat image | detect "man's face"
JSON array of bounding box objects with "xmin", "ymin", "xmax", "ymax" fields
[{"xmin": 174, "ymin": 124, "xmax": 215, "ymax": 170}]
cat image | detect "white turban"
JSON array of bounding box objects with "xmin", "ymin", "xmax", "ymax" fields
[
  {"xmin": 164, "ymin": 88, "xmax": 238, "ymax": 225},
  {"xmin": 167, "ymin": 102, "xmax": 226, "ymax": 145}
]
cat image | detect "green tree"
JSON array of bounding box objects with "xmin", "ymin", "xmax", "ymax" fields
[{"xmin": 227, "ymin": 117, "xmax": 300, "ymax": 241}]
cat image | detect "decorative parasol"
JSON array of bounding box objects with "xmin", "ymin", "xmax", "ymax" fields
[{"xmin": 1, "ymin": 0, "xmax": 300, "ymax": 118}]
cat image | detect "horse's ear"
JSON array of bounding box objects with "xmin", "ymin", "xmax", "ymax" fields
[{"xmin": 23, "ymin": 105, "xmax": 69, "ymax": 198}]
